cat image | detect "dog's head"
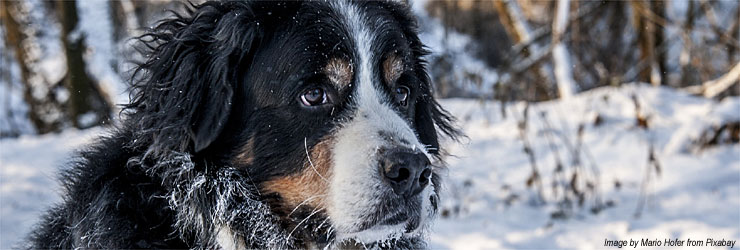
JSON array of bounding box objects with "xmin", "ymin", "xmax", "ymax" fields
[{"xmin": 128, "ymin": 1, "xmax": 459, "ymax": 248}]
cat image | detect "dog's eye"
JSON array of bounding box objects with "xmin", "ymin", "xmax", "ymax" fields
[
  {"xmin": 395, "ymin": 86, "xmax": 410, "ymax": 106},
  {"xmin": 301, "ymin": 87, "xmax": 329, "ymax": 106}
]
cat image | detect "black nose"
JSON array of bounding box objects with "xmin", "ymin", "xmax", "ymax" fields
[{"xmin": 381, "ymin": 150, "xmax": 432, "ymax": 197}]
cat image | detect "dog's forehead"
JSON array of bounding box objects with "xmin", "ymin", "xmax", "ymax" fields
[
  {"xmin": 321, "ymin": 3, "xmax": 411, "ymax": 91},
  {"xmin": 246, "ymin": 1, "xmax": 414, "ymax": 107},
  {"xmin": 319, "ymin": 1, "xmax": 412, "ymax": 89}
]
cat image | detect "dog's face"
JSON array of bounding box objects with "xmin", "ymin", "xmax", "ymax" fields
[
  {"xmin": 231, "ymin": 1, "xmax": 442, "ymax": 244},
  {"xmin": 131, "ymin": 0, "xmax": 457, "ymax": 247}
]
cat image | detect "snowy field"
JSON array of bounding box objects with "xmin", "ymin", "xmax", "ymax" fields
[
  {"xmin": 430, "ymin": 84, "xmax": 739, "ymax": 249},
  {"xmin": 1, "ymin": 84, "xmax": 738, "ymax": 249}
]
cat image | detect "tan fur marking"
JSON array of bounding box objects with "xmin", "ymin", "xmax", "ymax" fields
[
  {"xmin": 383, "ymin": 53, "xmax": 404, "ymax": 85},
  {"xmin": 262, "ymin": 137, "xmax": 334, "ymax": 212},
  {"xmin": 324, "ymin": 58, "xmax": 353, "ymax": 90},
  {"xmin": 232, "ymin": 138, "xmax": 255, "ymax": 166}
]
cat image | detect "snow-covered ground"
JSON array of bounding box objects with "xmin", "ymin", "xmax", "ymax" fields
[
  {"xmin": 1, "ymin": 84, "xmax": 738, "ymax": 249},
  {"xmin": 430, "ymin": 84, "xmax": 740, "ymax": 249},
  {"xmin": 0, "ymin": 128, "xmax": 103, "ymax": 248}
]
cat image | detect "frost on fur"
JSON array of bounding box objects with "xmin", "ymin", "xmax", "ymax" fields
[{"xmin": 130, "ymin": 152, "xmax": 295, "ymax": 249}]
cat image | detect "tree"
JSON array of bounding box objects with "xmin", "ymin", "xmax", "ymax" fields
[
  {"xmin": 1, "ymin": 0, "xmax": 66, "ymax": 133},
  {"xmin": 56, "ymin": 0, "xmax": 112, "ymax": 128},
  {"xmin": 1, "ymin": 0, "xmax": 113, "ymax": 134},
  {"xmin": 493, "ymin": 0, "xmax": 554, "ymax": 101},
  {"xmin": 630, "ymin": 0, "xmax": 657, "ymax": 86},
  {"xmin": 551, "ymin": 0, "xmax": 577, "ymax": 99}
]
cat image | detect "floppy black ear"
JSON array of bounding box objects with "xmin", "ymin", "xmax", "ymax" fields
[
  {"xmin": 415, "ymin": 90, "xmax": 462, "ymax": 156},
  {"xmin": 415, "ymin": 98, "xmax": 440, "ymax": 154},
  {"xmin": 128, "ymin": 2, "xmax": 260, "ymax": 156}
]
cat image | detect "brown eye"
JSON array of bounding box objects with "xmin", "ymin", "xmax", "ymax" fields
[
  {"xmin": 301, "ymin": 87, "xmax": 328, "ymax": 106},
  {"xmin": 395, "ymin": 86, "xmax": 410, "ymax": 106}
]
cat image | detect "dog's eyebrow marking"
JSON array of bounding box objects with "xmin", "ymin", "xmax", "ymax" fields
[
  {"xmin": 382, "ymin": 53, "xmax": 404, "ymax": 86},
  {"xmin": 324, "ymin": 57, "xmax": 353, "ymax": 90}
]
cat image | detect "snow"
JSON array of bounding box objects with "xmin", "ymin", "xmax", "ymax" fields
[
  {"xmin": 0, "ymin": 127, "xmax": 103, "ymax": 248},
  {"xmin": 1, "ymin": 85, "xmax": 738, "ymax": 249},
  {"xmin": 430, "ymin": 84, "xmax": 740, "ymax": 249}
]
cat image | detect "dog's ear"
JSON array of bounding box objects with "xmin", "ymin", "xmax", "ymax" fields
[
  {"xmin": 128, "ymin": 2, "xmax": 260, "ymax": 156},
  {"xmin": 414, "ymin": 84, "xmax": 462, "ymax": 156},
  {"xmin": 414, "ymin": 96, "xmax": 440, "ymax": 155}
]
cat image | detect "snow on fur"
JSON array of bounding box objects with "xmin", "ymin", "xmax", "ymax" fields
[{"xmin": 127, "ymin": 152, "xmax": 294, "ymax": 248}]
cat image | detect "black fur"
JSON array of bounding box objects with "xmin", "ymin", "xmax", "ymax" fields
[{"xmin": 27, "ymin": 1, "xmax": 460, "ymax": 249}]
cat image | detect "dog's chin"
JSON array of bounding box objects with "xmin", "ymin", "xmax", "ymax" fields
[
  {"xmin": 332, "ymin": 186, "xmax": 438, "ymax": 246},
  {"xmin": 334, "ymin": 219, "xmax": 423, "ymax": 247}
]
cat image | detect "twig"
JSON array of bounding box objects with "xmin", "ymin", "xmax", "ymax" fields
[{"xmin": 516, "ymin": 104, "xmax": 545, "ymax": 205}]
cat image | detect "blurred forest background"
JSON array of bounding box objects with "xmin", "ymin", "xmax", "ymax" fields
[
  {"xmin": 425, "ymin": 0, "xmax": 739, "ymax": 101},
  {"xmin": 1, "ymin": 0, "xmax": 738, "ymax": 137},
  {"xmin": 1, "ymin": 1, "xmax": 739, "ymax": 248}
]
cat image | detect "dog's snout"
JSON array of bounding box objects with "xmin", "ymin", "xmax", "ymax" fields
[{"xmin": 381, "ymin": 150, "xmax": 431, "ymax": 197}]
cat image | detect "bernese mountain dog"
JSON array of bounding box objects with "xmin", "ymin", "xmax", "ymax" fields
[{"xmin": 27, "ymin": 0, "xmax": 460, "ymax": 249}]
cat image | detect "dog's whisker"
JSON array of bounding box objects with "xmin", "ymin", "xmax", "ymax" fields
[
  {"xmin": 305, "ymin": 137, "xmax": 330, "ymax": 183},
  {"xmin": 243, "ymin": 170, "xmax": 261, "ymax": 196},
  {"xmin": 316, "ymin": 216, "xmax": 331, "ymax": 231},
  {"xmin": 323, "ymin": 231, "xmax": 335, "ymax": 250},
  {"xmin": 287, "ymin": 194, "xmax": 328, "ymax": 217},
  {"xmin": 324, "ymin": 225, "xmax": 336, "ymax": 249},
  {"xmin": 287, "ymin": 206, "xmax": 326, "ymax": 241}
]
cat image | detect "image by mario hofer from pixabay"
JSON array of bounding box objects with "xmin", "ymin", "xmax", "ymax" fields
[{"xmin": 605, "ymin": 238, "xmax": 737, "ymax": 248}]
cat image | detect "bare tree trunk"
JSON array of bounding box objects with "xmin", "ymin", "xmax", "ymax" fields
[
  {"xmin": 110, "ymin": 0, "xmax": 141, "ymax": 42},
  {"xmin": 493, "ymin": 0, "xmax": 535, "ymax": 48},
  {"xmin": 650, "ymin": 0, "xmax": 668, "ymax": 86},
  {"xmin": 1, "ymin": 0, "xmax": 64, "ymax": 133},
  {"xmin": 680, "ymin": 0, "xmax": 697, "ymax": 87},
  {"xmin": 1, "ymin": 22, "xmax": 24, "ymax": 137},
  {"xmin": 630, "ymin": 0, "xmax": 657, "ymax": 85},
  {"xmin": 552, "ymin": 0, "xmax": 577, "ymax": 99},
  {"xmin": 494, "ymin": 0, "xmax": 524, "ymax": 44},
  {"xmin": 56, "ymin": 0, "xmax": 111, "ymax": 128},
  {"xmin": 605, "ymin": 1, "xmax": 628, "ymax": 86},
  {"xmin": 493, "ymin": 0, "xmax": 553, "ymax": 101},
  {"xmin": 729, "ymin": 3, "xmax": 740, "ymax": 65}
]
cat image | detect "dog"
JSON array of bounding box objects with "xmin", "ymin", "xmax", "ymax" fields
[{"xmin": 27, "ymin": 1, "xmax": 459, "ymax": 248}]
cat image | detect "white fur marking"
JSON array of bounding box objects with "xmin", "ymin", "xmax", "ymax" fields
[
  {"xmin": 326, "ymin": 1, "xmax": 435, "ymax": 244},
  {"xmin": 216, "ymin": 226, "xmax": 246, "ymax": 250}
]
